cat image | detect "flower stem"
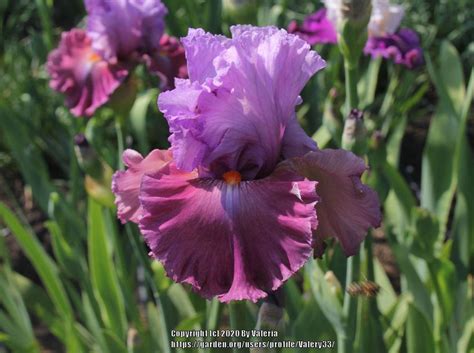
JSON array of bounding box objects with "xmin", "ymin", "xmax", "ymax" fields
[
  {"xmin": 344, "ymin": 62, "xmax": 359, "ymax": 115},
  {"xmin": 115, "ymin": 119, "xmax": 125, "ymax": 170},
  {"xmin": 338, "ymin": 253, "xmax": 360, "ymax": 353}
]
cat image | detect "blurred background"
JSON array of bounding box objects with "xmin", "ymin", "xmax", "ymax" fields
[{"xmin": 0, "ymin": 0, "xmax": 473, "ymax": 352}]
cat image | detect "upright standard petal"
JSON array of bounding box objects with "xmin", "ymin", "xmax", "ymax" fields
[
  {"xmin": 112, "ymin": 149, "xmax": 172, "ymax": 223},
  {"xmin": 288, "ymin": 9, "xmax": 338, "ymax": 45},
  {"xmin": 139, "ymin": 164, "xmax": 318, "ymax": 302},
  {"xmin": 369, "ymin": 0, "xmax": 405, "ymax": 36},
  {"xmin": 364, "ymin": 28, "xmax": 424, "ymax": 69},
  {"xmin": 291, "ymin": 149, "xmax": 381, "ymax": 257},
  {"xmin": 158, "ymin": 26, "xmax": 326, "ymax": 179},
  {"xmin": 47, "ymin": 29, "xmax": 128, "ymax": 117},
  {"xmin": 85, "ymin": 0, "xmax": 167, "ymax": 60}
]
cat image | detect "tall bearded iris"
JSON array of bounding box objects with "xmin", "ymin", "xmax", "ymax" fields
[
  {"xmin": 47, "ymin": 0, "xmax": 186, "ymax": 117},
  {"xmin": 112, "ymin": 26, "xmax": 381, "ymax": 302},
  {"xmin": 47, "ymin": 29, "xmax": 128, "ymax": 117}
]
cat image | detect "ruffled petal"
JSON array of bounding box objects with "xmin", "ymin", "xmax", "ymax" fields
[
  {"xmin": 158, "ymin": 26, "xmax": 326, "ymax": 179},
  {"xmin": 290, "ymin": 149, "xmax": 381, "ymax": 256},
  {"xmin": 47, "ymin": 29, "xmax": 128, "ymax": 117},
  {"xmin": 85, "ymin": 0, "xmax": 167, "ymax": 60},
  {"xmin": 139, "ymin": 163, "xmax": 318, "ymax": 302},
  {"xmin": 112, "ymin": 149, "xmax": 172, "ymax": 223},
  {"xmin": 181, "ymin": 28, "xmax": 231, "ymax": 83}
]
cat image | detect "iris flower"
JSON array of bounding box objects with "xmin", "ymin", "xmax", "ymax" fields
[
  {"xmin": 112, "ymin": 26, "xmax": 381, "ymax": 302},
  {"xmin": 288, "ymin": 9, "xmax": 338, "ymax": 45},
  {"xmin": 47, "ymin": 0, "xmax": 186, "ymax": 116},
  {"xmin": 289, "ymin": 0, "xmax": 423, "ymax": 69},
  {"xmin": 47, "ymin": 29, "xmax": 128, "ymax": 117}
]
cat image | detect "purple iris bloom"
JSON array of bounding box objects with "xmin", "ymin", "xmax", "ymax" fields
[
  {"xmin": 47, "ymin": 0, "xmax": 187, "ymax": 116},
  {"xmin": 290, "ymin": 6, "xmax": 423, "ymax": 69},
  {"xmin": 112, "ymin": 26, "xmax": 381, "ymax": 302},
  {"xmin": 85, "ymin": 0, "xmax": 167, "ymax": 61},
  {"xmin": 364, "ymin": 28, "xmax": 424, "ymax": 69},
  {"xmin": 288, "ymin": 9, "xmax": 338, "ymax": 45},
  {"xmin": 47, "ymin": 29, "xmax": 128, "ymax": 117}
]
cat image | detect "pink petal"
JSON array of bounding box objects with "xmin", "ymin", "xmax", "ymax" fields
[
  {"xmin": 47, "ymin": 29, "xmax": 128, "ymax": 117},
  {"xmin": 139, "ymin": 163, "xmax": 318, "ymax": 302},
  {"xmin": 291, "ymin": 149, "xmax": 381, "ymax": 256},
  {"xmin": 112, "ymin": 149, "xmax": 172, "ymax": 223}
]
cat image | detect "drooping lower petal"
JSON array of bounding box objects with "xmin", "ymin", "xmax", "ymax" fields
[
  {"xmin": 290, "ymin": 149, "xmax": 381, "ymax": 256},
  {"xmin": 112, "ymin": 149, "xmax": 172, "ymax": 223},
  {"xmin": 139, "ymin": 164, "xmax": 318, "ymax": 302},
  {"xmin": 47, "ymin": 29, "xmax": 128, "ymax": 117}
]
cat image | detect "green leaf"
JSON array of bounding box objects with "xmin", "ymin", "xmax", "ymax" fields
[
  {"xmin": 409, "ymin": 208, "xmax": 441, "ymax": 261},
  {"xmin": 87, "ymin": 197, "xmax": 127, "ymax": 339},
  {"xmin": 0, "ymin": 270, "xmax": 40, "ymax": 353},
  {"xmin": 386, "ymin": 230, "xmax": 433, "ymax": 323},
  {"xmin": 305, "ymin": 259, "xmax": 344, "ymax": 334},
  {"xmin": 46, "ymin": 220, "xmax": 87, "ymax": 282},
  {"xmin": 129, "ymin": 89, "xmax": 157, "ymax": 154},
  {"xmin": 383, "ymin": 295, "xmax": 410, "ymax": 353},
  {"xmin": 374, "ymin": 259, "xmax": 397, "ymax": 315},
  {"xmin": 429, "ymin": 259, "xmax": 457, "ymax": 327},
  {"xmin": 0, "ymin": 109, "xmax": 55, "ymax": 212},
  {"xmin": 438, "ymin": 41, "xmax": 465, "ymax": 113},
  {"xmin": 0, "ymin": 203, "xmax": 73, "ymax": 321},
  {"xmin": 457, "ymin": 317, "xmax": 474, "ymax": 353},
  {"xmin": 406, "ymin": 302, "xmax": 435, "ymax": 353},
  {"xmin": 167, "ymin": 283, "xmax": 201, "ymax": 330},
  {"xmin": 147, "ymin": 302, "xmax": 171, "ymax": 353},
  {"xmin": 382, "ymin": 161, "xmax": 417, "ymax": 237}
]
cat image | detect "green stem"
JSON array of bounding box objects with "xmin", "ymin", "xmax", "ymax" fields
[
  {"xmin": 344, "ymin": 62, "xmax": 359, "ymax": 115},
  {"xmin": 115, "ymin": 119, "xmax": 125, "ymax": 170},
  {"xmin": 338, "ymin": 253, "xmax": 360, "ymax": 353}
]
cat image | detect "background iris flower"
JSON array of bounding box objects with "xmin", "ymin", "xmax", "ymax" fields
[
  {"xmin": 289, "ymin": 0, "xmax": 424, "ymax": 69},
  {"xmin": 47, "ymin": 0, "xmax": 187, "ymax": 117}
]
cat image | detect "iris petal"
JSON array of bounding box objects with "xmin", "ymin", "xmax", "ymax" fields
[
  {"xmin": 139, "ymin": 163, "xmax": 318, "ymax": 302},
  {"xmin": 290, "ymin": 149, "xmax": 382, "ymax": 256},
  {"xmin": 112, "ymin": 149, "xmax": 173, "ymax": 223}
]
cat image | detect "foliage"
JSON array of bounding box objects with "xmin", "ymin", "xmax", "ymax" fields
[{"xmin": 0, "ymin": 0, "xmax": 473, "ymax": 352}]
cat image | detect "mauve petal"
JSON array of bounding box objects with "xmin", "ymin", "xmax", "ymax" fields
[
  {"xmin": 158, "ymin": 26, "xmax": 326, "ymax": 178},
  {"xmin": 139, "ymin": 163, "xmax": 318, "ymax": 302},
  {"xmin": 85, "ymin": 0, "xmax": 167, "ymax": 60},
  {"xmin": 364, "ymin": 28, "xmax": 424, "ymax": 69},
  {"xmin": 281, "ymin": 115, "xmax": 318, "ymax": 159},
  {"xmin": 145, "ymin": 34, "xmax": 188, "ymax": 90},
  {"xmin": 112, "ymin": 149, "xmax": 172, "ymax": 223},
  {"xmin": 287, "ymin": 9, "xmax": 338, "ymax": 45},
  {"xmin": 291, "ymin": 149, "xmax": 381, "ymax": 257},
  {"xmin": 47, "ymin": 29, "xmax": 127, "ymax": 117},
  {"xmin": 181, "ymin": 28, "xmax": 231, "ymax": 83}
]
